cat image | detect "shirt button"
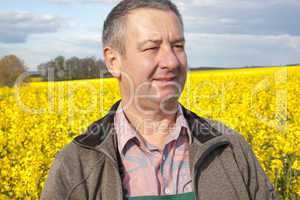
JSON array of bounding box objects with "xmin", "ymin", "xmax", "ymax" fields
[{"xmin": 165, "ymin": 188, "xmax": 171, "ymax": 194}]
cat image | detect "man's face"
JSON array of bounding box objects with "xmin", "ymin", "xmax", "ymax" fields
[{"xmin": 119, "ymin": 8, "xmax": 187, "ymax": 111}]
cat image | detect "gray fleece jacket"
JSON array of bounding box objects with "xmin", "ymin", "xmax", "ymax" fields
[{"xmin": 41, "ymin": 100, "xmax": 276, "ymax": 200}]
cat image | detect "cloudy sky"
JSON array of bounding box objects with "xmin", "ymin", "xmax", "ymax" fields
[{"xmin": 1, "ymin": 0, "xmax": 300, "ymax": 70}]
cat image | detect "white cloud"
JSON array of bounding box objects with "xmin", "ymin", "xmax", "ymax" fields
[
  {"xmin": 0, "ymin": 31, "xmax": 103, "ymax": 69},
  {"xmin": 47, "ymin": 0, "xmax": 118, "ymax": 5},
  {"xmin": 0, "ymin": 11, "xmax": 63, "ymax": 43},
  {"xmin": 179, "ymin": 0, "xmax": 300, "ymax": 36},
  {"xmin": 185, "ymin": 33, "xmax": 300, "ymax": 67},
  {"xmin": 187, "ymin": 0, "xmax": 300, "ymax": 7},
  {"xmin": 219, "ymin": 18, "xmax": 237, "ymax": 25},
  {"xmin": 2, "ymin": 0, "xmax": 299, "ymax": 69}
]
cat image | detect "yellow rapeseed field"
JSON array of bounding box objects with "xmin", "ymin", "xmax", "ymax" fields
[{"xmin": 0, "ymin": 66, "xmax": 299, "ymax": 199}]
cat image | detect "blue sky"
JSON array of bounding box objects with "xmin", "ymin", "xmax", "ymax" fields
[{"xmin": 0, "ymin": 0, "xmax": 300, "ymax": 70}]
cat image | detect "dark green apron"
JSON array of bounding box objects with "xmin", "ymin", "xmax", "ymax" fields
[{"xmin": 126, "ymin": 192, "xmax": 196, "ymax": 200}]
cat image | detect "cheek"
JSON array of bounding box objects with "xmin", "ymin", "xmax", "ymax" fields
[
  {"xmin": 178, "ymin": 54, "xmax": 187, "ymax": 81},
  {"xmin": 121, "ymin": 66, "xmax": 150, "ymax": 91},
  {"xmin": 179, "ymin": 52, "xmax": 188, "ymax": 67},
  {"xmin": 130, "ymin": 57, "xmax": 156, "ymax": 80}
]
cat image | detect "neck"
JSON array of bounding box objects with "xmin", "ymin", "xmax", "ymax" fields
[{"xmin": 120, "ymin": 97, "xmax": 179, "ymax": 143}]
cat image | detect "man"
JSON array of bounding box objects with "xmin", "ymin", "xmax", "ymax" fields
[{"xmin": 41, "ymin": 0, "xmax": 276, "ymax": 199}]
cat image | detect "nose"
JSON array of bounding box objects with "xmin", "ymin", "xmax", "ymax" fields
[{"xmin": 157, "ymin": 46, "xmax": 180, "ymax": 70}]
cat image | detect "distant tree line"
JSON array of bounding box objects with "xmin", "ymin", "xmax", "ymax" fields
[
  {"xmin": 0, "ymin": 55, "xmax": 25, "ymax": 87},
  {"xmin": 38, "ymin": 56, "xmax": 112, "ymax": 81}
]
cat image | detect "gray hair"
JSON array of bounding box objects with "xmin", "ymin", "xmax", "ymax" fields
[{"xmin": 102, "ymin": 0, "xmax": 184, "ymax": 55}]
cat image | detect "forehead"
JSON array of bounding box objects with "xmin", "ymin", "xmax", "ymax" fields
[{"xmin": 125, "ymin": 8, "xmax": 184, "ymax": 41}]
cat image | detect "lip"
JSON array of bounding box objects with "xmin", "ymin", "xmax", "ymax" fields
[{"xmin": 153, "ymin": 76, "xmax": 176, "ymax": 81}]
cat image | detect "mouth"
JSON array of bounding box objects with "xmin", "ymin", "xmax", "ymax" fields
[{"xmin": 153, "ymin": 76, "xmax": 177, "ymax": 82}]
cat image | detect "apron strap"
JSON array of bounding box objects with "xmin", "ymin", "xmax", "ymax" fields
[{"xmin": 126, "ymin": 192, "xmax": 196, "ymax": 200}]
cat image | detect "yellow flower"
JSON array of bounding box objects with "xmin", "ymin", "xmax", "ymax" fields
[{"xmin": 0, "ymin": 66, "xmax": 299, "ymax": 199}]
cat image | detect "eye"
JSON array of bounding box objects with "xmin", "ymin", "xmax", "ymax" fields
[
  {"xmin": 173, "ymin": 44, "xmax": 184, "ymax": 50},
  {"xmin": 144, "ymin": 46, "xmax": 159, "ymax": 51}
]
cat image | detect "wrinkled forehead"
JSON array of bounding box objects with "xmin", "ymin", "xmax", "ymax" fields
[{"xmin": 125, "ymin": 8, "xmax": 184, "ymax": 43}]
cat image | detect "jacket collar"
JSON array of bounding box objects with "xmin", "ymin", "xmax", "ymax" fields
[{"xmin": 73, "ymin": 99, "xmax": 231, "ymax": 165}]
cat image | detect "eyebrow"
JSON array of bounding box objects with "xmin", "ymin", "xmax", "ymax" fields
[
  {"xmin": 171, "ymin": 37, "xmax": 185, "ymax": 44},
  {"xmin": 137, "ymin": 39, "xmax": 161, "ymax": 50},
  {"xmin": 138, "ymin": 37, "xmax": 185, "ymax": 49}
]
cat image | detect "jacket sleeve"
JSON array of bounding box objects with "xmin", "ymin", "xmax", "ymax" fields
[
  {"xmin": 234, "ymin": 133, "xmax": 277, "ymax": 200},
  {"xmin": 40, "ymin": 150, "xmax": 70, "ymax": 200}
]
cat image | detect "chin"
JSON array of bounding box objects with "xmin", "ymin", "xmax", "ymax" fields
[{"xmin": 157, "ymin": 91, "xmax": 181, "ymax": 104}]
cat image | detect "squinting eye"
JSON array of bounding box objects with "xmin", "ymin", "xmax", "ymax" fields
[
  {"xmin": 145, "ymin": 47, "xmax": 158, "ymax": 51},
  {"xmin": 174, "ymin": 45, "xmax": 184, "ymax": 49}
]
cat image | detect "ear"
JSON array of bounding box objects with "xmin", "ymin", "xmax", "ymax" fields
[{"xmin": 103, "ymin": 46, "xmax": 122, "ymax": 78}]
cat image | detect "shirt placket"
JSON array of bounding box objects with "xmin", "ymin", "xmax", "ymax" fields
[{"xmin": 153, "ymin": 142, "xmax": 177, "ymax": 195}]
